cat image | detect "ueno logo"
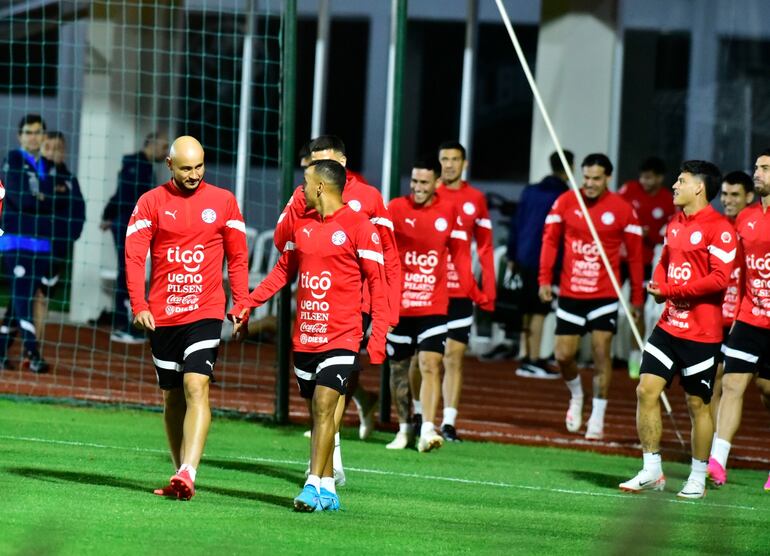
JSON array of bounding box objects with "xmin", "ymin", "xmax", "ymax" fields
[
  {"xmin": 571, "ymin": 240, "xmax": 599, "ymax": 261},
  {"xmin": 167, "ymin": 244, "xmax": 205, "ymax": 272},
  {"xmin": 405, "ymin": 250, "xmax": 439, "ymax": 274},
  {"xmin": 746, "ymin": 254, "xmax": 770, "ymax": 279},
  {"xmin": 300, "ymin": 270, "xmax": 332, "ymax": 299},
  {"xmin": 667, "ymin": 262, "xmax": 692, "ymax": 281}
]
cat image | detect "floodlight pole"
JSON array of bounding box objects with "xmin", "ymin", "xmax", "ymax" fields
[
  {"xmin": 310, "ymin": 0, "xmax": 331, "ymax": 138},
  {"xmin": 459, "ymin": 0, "xmax": 478, "ymax": 179},
  {"xmin": 235, "ymin": 0, "xmax": 256, "ymax": 209}
]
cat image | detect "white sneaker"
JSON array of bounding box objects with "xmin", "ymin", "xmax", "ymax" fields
[
  {"xmin": 565, "ymin": 397, "xmax": 584, "ymax": 433},
  {"xmin": 303, "ymin": 429, "xmax": 312, "ymax": 439},
  {"xmin": 619, "ymin": 468, "xmax": 666, "ymax": 493},
  {"xmin": 417, "ymin": 432, "xmax": 444, "ymax": 453},
  {"xmin": 584, "ymin": 418, "xmax": 604, "ymax": 440},
  {"xmin": 358, "ymin": 399, "xmax": 377, "ymax": 441},
  {"xmin": 677, "ymin": 478, "xmax": 706, "ymax": 499},
  {"xmin": 386, "ymin": 430, "xmax": 413, "ymax": 450},
  {"xmin": 334, "ymin": 467, "xmax": 346, "ymax": 487}
]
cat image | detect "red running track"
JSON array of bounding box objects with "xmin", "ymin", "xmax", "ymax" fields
[{"xmin": 1, "ymin": 323, "xmax": 768, "ymax": 469}]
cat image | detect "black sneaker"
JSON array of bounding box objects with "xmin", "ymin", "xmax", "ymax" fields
[
  {"xmin": 24, "ymin": 351, "xmax": 49, "ymax": 374},
  {"xmin": 412, "ymin": 413, "xmax": 423, "ymax": 440},
  {"xmin": 441, "ymin": 424, "xmax": 462, "ymax": 442},
  {"xmin": 478, "ymin": 344, "xmax": 516, "ymax": 362},
  {"xmin": 515, "ymin": 360, "xmax": 560, "ymax": 379}
]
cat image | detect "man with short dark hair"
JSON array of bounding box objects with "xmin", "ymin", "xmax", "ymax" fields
[
  {"xmin": 231, "ymin": 158, "xmax": 388, "ymax": 511},
  {"xmin": 0, "ymin": 114, "xmax": 55, "ymax": 372},
  {"xmin": 508, "ymin": 150, "xmax": 572, "ymax": 379},
  {"xmin": 620, "ymin": 160, "xmax": 735, "ymax": 499},
  {"xmin": 386, "ymin": 157, "xmax": 487, "ymax": 452},
  {"xmin": 708, "ymin": 152, "xmax": 770, "ymax": 491},
  {"xmin": 435, "ymin": 140, "xmax": 495, "ymax": 441},
  {"xmin": 539, "ymin": 153, "xmax": 643, "ymax": 441},
  {"xmin": 102, "ymin": 131, "xmax": 169, "ymax": 344}
]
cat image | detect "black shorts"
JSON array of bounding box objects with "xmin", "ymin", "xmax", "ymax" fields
[
  {"xmin": 447, "ymin": 298, "xmax": 473, "ymax": 344},
  {"xmin": 386, "ymin": 315, "xmax": 447, "ymax": 361},
  {"xmin": 555, "ymin": 297, "xmax": 618, "ymax": 336},
  {"xmin": 717, "ymin": 325, "xmax": 731, "ymax": 363},
  {"xmin": 293, "ymin": 349, "xmax": 358, "ymax": 399},
  {"xmin": 723, "ymin": 321, "xmax": 770, "ymax": 380},
  {"xmin": 640, "ymin": 326, "xmax": 721, "ymax": 403},
  {"xmin": 150, "ymin": 318, "xmax": 222, "ymax": 390},
  {"xmin": 518, "ymin": 266, "xmax": 552, "ymax": 315}
]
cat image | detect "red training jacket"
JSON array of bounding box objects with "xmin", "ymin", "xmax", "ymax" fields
[
  {"xmin": 274, "ymin": 170, "xmax": 400, "ymax": 326},
  {"xmin": 733, "ymin": 203, "xmax": 770, "ymax": 329},
  {"xmin": 437, "ymin": 181, "xmax": 497, "ymax": 305},
  {"xmin": 652, "ymin": 205, "xmax": 736, "ymax": 342},
  {"xmin": 619, "ymin": 180, "xmax": 675, "ymax": 266},
  {"xmin": 125, "ymin": 180, "xmax": 250, "ymax": 327},
  {"xmin": 231, "ymin": 204, "xmax": 388, "ymax": 364},
  {"xmin": 540, "ymin": 189, "xmax": 644, "ymax": 306},
  {"xmin": 388, "ymin": 192, "xmax": 489, "ymax": 317}
]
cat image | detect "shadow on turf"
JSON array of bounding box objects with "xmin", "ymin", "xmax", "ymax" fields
[
  {"xmin": 564, "ymin": 469, "xmax": 626, "ymax": 489},
  {"xmin": 205, "ymin": 457, "xmax": 302, "ymax": 484}
]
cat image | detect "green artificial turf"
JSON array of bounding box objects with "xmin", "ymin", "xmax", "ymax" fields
[{"xmin": 0, "ymin": 398, "xmax": 768, "ymax": 555}]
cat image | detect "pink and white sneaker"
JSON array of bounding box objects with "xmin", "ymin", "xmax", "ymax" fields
[
  {"xmin": 707, "ymin": 457, "xmax": 727, "ymax": 487},
  {"xmin": 763, "ymin": 473, "xmax": 770, "ymax": 492}
]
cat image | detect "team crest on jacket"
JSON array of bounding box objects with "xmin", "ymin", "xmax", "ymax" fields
[
  {"xmin": 463, "ymin": 202, "xmax": 475, "ymax": 215},
  {"xmin": 349, "ymin": 200, "xmax": 362, "ymax": 212},
  {"xmin": 434, "ymin": 217, "xmax": 448, "ymax": 231},
  {"xmin": 690, "ymin": 231, "xmax": 702, "ymax": 245},
  {"xmin": 720, "ymin": 231, "xmax": 732, "ymax": 244},
  {"xmin": 371, "ymin": 232, "xmax": 380, "ymax": 244},
  {"xmin": 601, "ymin": 211, "xmax": 615, "ymax": 225},
  {"xmin": 201, "ymin": 209, "xmax": 217, "ymax": 223},
  {"xmin": 331, "ymin": 230, "xmax": 347, "ymax": 245}
]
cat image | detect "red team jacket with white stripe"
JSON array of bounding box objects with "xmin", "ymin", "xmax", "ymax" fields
[
  {"xmin": 274, "ymin": 171, "xmax": 400, "ymax": 325},
  {"xmin": 619, "ymin": 180, "xmax": 675, "ymax": 267},
  {"xmin": 231, "ymin": 204, "xmax": 388, "ymax": 363},
  {"xmin": 438, "ymin": 181, "xmax": 497, "ymax": 304},
  {"xmin": 540, "ymin": 190, "xmax": 645, "ymax": 306},
  {"xmin": 388, "ymin": 192, "xmax": 488, "ymax": 317},
  {"xmin": 652, "ymin": 205, "xmax": 736, "ymax": 343},
  {"xmin": 721, "ymin": 217, "xmax": 740, "ymax": 328},
  {"xmin": 733, "ymin": 204, "xmax": 770, "ymax": 329},
  {"xmin": 125, "ymin": 180, "xmax": 250, "ymax": 327}
]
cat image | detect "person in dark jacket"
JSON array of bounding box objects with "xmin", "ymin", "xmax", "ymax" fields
[
  {"xmin": 507, "ymin": 150, "xmax": 573, "ymax": 378},
  {"xmin": 100, "ymin": 132, "xmax": 168, "ymax": 343},
  {"xmin": 0, "ymin": 114, "xmax": 56, "ymax": 372}
]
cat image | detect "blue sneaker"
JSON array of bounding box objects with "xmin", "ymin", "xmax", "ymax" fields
[
  {"xmin": 293, "ymin": 485, "xmax": 321, "ymax": 512},
  {"xmin": 319, "ymin": 488, "xmax": 340, "ymax": 511}
]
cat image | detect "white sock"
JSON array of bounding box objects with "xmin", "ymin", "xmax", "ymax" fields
[
  {"xmin": 642, "ymin": 452, "xmax": 662, "ymax": 476},
  {"xmin": 565, "ymin": 377, "xmax": 583, "ymax": 400},
  {"xmin": 334, "ymin": 432, "xmax": 340, "ymax": 447},
  {"xmin": 305, "ymin": 474, "xmax": 321, "ymax": 490},
  {"xmin": 420, "ymin": 421, "xmax": 435, "ymax": 437},
  {"xmin": 178, "ymin": 463, "xmax": 197, "ymax": 482},
  {"xmin": 320, "ymin": 476, "xmax": 336, "ymax": 494},
  {"xmin": 413, "ymin": 400, "xmax": 423, "ymax": 414},
  {"xmin": 333, "ymin": 443, "xmax": 343, "ymax": 471},
  {"xmin": 690, "ymin": 458, "xmax": 708, "ymax": 484},
  {"xmin": 711, "ymin": 438, "xmax": 731, "ymax": 468},
  {"xmin": 399, "ymin": 422, "xmax": 412, "ymax": 434},
  {"xmin": 442, "ymin": 407, "xmax": 458, "ymax": 427},
  {"xmin": 589, "ymin": 398, "xmax": 607, "ymax": 424}
]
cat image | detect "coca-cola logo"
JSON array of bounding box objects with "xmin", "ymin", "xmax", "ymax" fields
[
  {"xmin": 300, "ymin": 322, "xmax": 328, "ymax": 334},
  {"xmin": 746, "ymin": 253, "xmax": 770, "ymax": 279},
  {"xmin": 165, "ymin": 294, "xmax": 200, "ymax": 305},
  {"xmin": 667, "ymin": 262, "xmax": 692, "ymax": 281},
  {"xmin": 571, "ymin": 240, "xmax": 599, "ymax": 262},
  {"xmin": 405, "ymin": 250, "xmax": 439, "ymax": 274},
  {"xmin": 300, "ymin": 270, "xmax": 332, "ymax": 300},
  {"xmin": 167, "ymin": 244, "xmax": 205, "ymax": 272}
]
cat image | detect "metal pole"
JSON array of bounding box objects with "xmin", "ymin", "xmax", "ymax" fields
[
  {"xmin": 310, "ymin": 0, "xmax": 331, "ymax": 138},
  {"xmin": 276, "ymin": 0, "xmax": 297, "ymax": 425},
  {"xmin": 235, "ymin": 0, "xmax": 256, "ymax": 209},
  {"xmin": 379, "ymin": 0, "xmax": 407, "ymax": 424},
  {"xmin": 459, "ymin": 0, "xmax": 478, "ymax": 178}
]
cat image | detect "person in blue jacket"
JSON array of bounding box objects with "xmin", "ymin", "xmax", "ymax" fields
[
  {"xmin": 507, "ymin": 150, "xmax": 573, "ymax": 378},
  {"xmin": 100, "ymin": 132, "xmax": 168, "ymax": 343}
]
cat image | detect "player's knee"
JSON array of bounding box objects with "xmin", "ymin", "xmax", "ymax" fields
[
  {"xmin": 636, "ymin": 382, "xmax": 659, "ymax": 404},
  {"xmin": 685, "ymin": 395, "xmax": 707, "ymax": 415},
  {"xmin": 721, "ymin": 375, "xmax": 747, "ymax": 399},
  {"xmin": 183, "ymin": 376, "xmax": 209, "ymax": 403}
]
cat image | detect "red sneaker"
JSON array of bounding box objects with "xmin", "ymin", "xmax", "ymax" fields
[
  {"xmin": 153, "ymin": 484, "xmax": 179, "ymax": 498},
  {"xmin": 170, "ymin": 470, "xmax": 195, "ymax": 500}
]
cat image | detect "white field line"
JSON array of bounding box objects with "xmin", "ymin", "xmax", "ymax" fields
[{"xmin": 0, "ymin": 433, "xmax": 759, "ymax": 512}]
